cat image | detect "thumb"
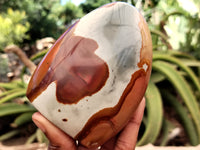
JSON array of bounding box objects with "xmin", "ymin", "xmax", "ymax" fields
[{"xmin": 32, "ymin": 112, "xmax": 77, "ymax": 150}]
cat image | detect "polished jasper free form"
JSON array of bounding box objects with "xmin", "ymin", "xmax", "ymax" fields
[{"xmin": 27, "ymin": 2, "xmax": 152, "ymax": 148}]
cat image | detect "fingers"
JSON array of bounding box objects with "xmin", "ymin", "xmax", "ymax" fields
[
  {"xmin": 32, "ymin": 97, "xmax": 145, "ymax": 150},
  {"xmin": 77, "ymin": 145, "xmax": 101, "ymax": 150},
  {"xmin": 32, "ymin": 112, "xmax": 77, "ymax": 150},
  {"xmin": 115, "ymin": 97, "xmax": 145, "ymax": 150},
  {"xmin": 100, "ymin": 136, "xmax": 117, "ymax": 150}
]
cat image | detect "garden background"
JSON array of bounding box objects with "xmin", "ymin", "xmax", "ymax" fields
[{"xmin": 0, "ymin": 0, "xmax": 200, "ymax": 149}]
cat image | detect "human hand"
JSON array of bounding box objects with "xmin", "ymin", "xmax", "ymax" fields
[{"xmin": 32, "ymin": 97, "xmax": 145, "ymax": 150}]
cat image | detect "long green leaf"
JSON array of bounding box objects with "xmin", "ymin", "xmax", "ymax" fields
[
  {"xmin": 160, "ymin": 119, "xmax": 175, "ymax": 146},
  {"xmin": 0, "ymin": 82, "xmax": 19, "ymax": 90},
  {"xmin": 0, "ymin": 103, "xmax": 36, "ymax": 117},
  {"xmin": 36, "ymin": 128, "xmax": 46, "ymax": 143},
  {"xmin": 153, "ymin": 54, "xmax": 200, "ymax": 93},
  {"xmin": 150, "ymin": 72, "xmax": 166, "ymax": 83},
  {"xmin": 167, "ymin": 51, "xmax": 195, "ymax": 60},
  {"xmin": 0, "ymin": 80, "xmax": 25, "ymax": 89},
  {"xmin": 162, "ymin": 90, "xmax": 199, "ymax": 145},
  {"xmin": 153, "ymin": 61, "xmax": 200, "ymax": 141},
  {"xmin": 0, "ymin": 130, "xmax": 20, "ymax": 141},
  {"xmin": 26, "ymin": 133, "xmax": 37, "ymax": 144},
  {"xmin": 11, "ymin": 112, "xmax": 35, "ymax": 128},
  {"xmin": 0, "ymin": 88, "xmax": 22, "ymax": 98},
  {"xmin": 30, "ymin": 49, "xmax": 48, "ymax": 61},
  {"xmin": 182, "ymin": 60, "xmax": 200, "ymax": 67},
  {"xmin": 0, "ymin": 89, "xmax": 26, "ymax": 104},
  {"xmin": 137, "ymin": 81, "xmax": 163, "ymax": 145}
]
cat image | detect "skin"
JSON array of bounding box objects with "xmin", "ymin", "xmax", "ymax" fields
[{"xmin": 32, "ymin": 97, "xmax": 145, "ymax": 150}]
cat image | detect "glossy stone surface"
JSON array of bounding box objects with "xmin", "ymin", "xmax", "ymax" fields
[{"xmin": 27, "ymin": 2, "xmax": 152, "ymax": 148}]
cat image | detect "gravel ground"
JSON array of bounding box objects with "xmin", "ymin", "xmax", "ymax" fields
[
  {"xmin": 1, "ymin": 143, "xmax": 200, "ymax": 150},
  {"xmin": 136, "ymin": 144, "xmax": 200, "ymax": 150}
]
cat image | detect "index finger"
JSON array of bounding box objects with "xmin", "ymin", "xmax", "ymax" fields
[{"xmin": 32, "ymin": 112, "xmax": 77, "ymax": 150}]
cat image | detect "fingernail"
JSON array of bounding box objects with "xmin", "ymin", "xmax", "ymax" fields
[{"xmin": 32, "ymin": 113, "xmax": 46, "ymax": 133}]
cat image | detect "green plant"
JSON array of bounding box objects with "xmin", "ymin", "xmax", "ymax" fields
[
  {"xmin": 0, "ymin": 50, "xmax": 48, "ymax": 143},
  {"xmin": 0, "ymin": 8, "xmax": 30, "ymax": 51},
  {"xmin": 59, "ymin": 2, "xmax": 84, "ymax": 25},
  {"xmin": 0, "ymin": 77, "xmax": 49, "ymax": 144},
  {"xmin": 131, "ymin": 0, "xmax": 200, "ymax": 146},
  {"xmin": 136, "ymin": 51, "xmax": 200, "ymax": 146},
  {"xmin": 80, "ymin": 0, "xmax": 112, "ymax": 14},
  {"xmin": 0, "ymin": 54, "xmax": 11, "ymax": 82},
  {"xmin": 0, "ymin": 80, "xmax": 37, "ymax": 142}
]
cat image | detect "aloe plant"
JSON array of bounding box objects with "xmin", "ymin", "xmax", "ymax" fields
[
  {"xmin": 137, "ymin": 81, "xmax": 163, "ymax": 145},
  {"xmin": 137, "ymin": 50, "xmax": 200, "ymax": 146},
  {"xmin": 135, "ymin": 0, "xmax": 200, "ymax": 145},
  {"xmin": 0, "ymin": 51, "xmax": 43, "ymax": 143}
]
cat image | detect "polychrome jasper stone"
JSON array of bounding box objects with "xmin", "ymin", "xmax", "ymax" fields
[{"xmin": 27, "ymin": 2, "xmax": 152, "ymax": 148}]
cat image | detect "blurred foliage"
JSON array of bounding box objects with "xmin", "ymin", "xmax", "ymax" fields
[
  {"xmin": 80, "ymin": 0, "xmax": 112, "ymax": 13},
  {"xmin": 0, "ymin": 55, "xmax": 10, "ymax": 82},
  {"xmin": 0, "ymin": 0, "xmax": 83, "ymax": 44},
  {"xmin": 131, "ymin": 0, "xmax": 200, "ymax": 146},
  {"xmin": 59, "ymin": 2, "xmax": 84, "ymax": 25},
  {"xmin": 143, "ymin": 0, "xmax": 200, "ymax": 58},
  {"xmin": 141, "ymin": 51, "xmax": 200, "ymax": 146},
  {"xmin": 0, "ymin": 0, "xmax": 61, "ymax": 42},
  {"xmin": 0, "ymin": 8, "xmax": 30, "ymax": 51},
  {"xmin": 0, "ymin": 0, "xmax": 200, "ymax": 147}
]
